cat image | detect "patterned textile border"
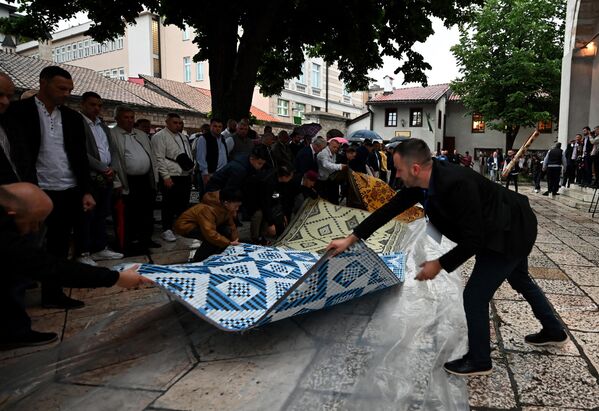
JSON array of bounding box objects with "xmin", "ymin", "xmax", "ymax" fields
[
  {"xmin": 347, "ymin": 171, "xmax": 425, "ymax": 224},
  {"xmin": 140, "ymin": 242, "xmax": 405, "ymax": 332},
  {"xmin": 274, "ymin": 198, "xmax": 405, "ymax": 254}
]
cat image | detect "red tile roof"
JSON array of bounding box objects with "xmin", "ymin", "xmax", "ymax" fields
[
  {"xmin": 0, "ymin": 52, "xmax": 188, "ymax": 111},
  {"xmin": 139, "ymin": 74, "xmax": 212, "ymax": 113},
  {"xmin": 368, "ymin": 83, "xmax": 450, "ymax": 104}
]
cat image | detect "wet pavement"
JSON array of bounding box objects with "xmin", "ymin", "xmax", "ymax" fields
[{"xmin": 0, "ymin": 190, "xmax": 598, "ymax": 410}]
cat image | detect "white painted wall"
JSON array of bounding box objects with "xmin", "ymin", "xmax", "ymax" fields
[
  {"xmin": 346, "ymin": 114, "xmax": 370, "ymax": 136},
  {"xmin": 445, "ymin": 103, "xmax": 557, "ymax": 154},
  {"xmin": 371, "ymin": 103, "xmax": 438, "ymax": 148},
  {"xmin": 127, "ymin": 14, "xmax": 153, "ymax": 77}
]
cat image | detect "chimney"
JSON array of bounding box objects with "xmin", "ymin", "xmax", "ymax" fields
[
  {"xmin": 383, "ymin": 75, "xmax": 394, "ymax": 95},
  {"xmin": 38, "ymin": 40, "xmax": 53, "ymax": 61}
]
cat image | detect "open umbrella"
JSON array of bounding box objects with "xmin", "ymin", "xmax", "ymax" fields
[
  {"xmin": 386, "ymin": 136, "xmax": 409, "ymax": 149},
  {"xmin": 295, "ymin": 122, "xmax": 322, "ymax": 138},
  {"xmin": 330, "ymin": 137, "xmax": 349, "ymax": 144},
  {"xmin": 347, "ymin": 129, "xmax": 383, "ymax": 142}
]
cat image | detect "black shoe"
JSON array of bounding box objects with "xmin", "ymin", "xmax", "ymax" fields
[
  {"xmin": 542, "ymin": 191, "xmax": 550, "ymax": 196},
  {"xmin": 443, "ymin": 357, "xmax": 492, "ymax": 376},
  {"xmin": 0, "ymin": 330, "xmax": 58, "ymax": 349},
  {"xmin": 524, "ymin": 329, "xmax": 568, "ymax": 346},
  {"xmin": 42, "ymin": 295, "xmax": 85, "ymax": 310}
]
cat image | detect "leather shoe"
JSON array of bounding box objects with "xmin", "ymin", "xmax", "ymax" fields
[
  {"xmin": 443, "ymin": 357, "xmax": 492, "ymax": 376},
  {"xmin": 0, "ymin": 330, "xmax": 58, "ymax": 349},
  {"xmin": 42, "ymin": 295, "xmax": 85, "ymax": 310}
]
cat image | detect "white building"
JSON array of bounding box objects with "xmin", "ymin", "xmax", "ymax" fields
[
  {"xmin": 365, "ymin": 83, "xmax": 558, "ymax": 157},
  {"xmin": 558, "ymin": 0, "xmax": 599, "ymax": 143}
]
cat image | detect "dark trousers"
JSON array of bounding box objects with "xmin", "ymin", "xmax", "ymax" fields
[
  {"xmin": 42, "ymin": 187, "xmax": 81, "ymax": 301},
  {"xmin": 592, "ymin": 155, "xmax": 599, "ymax": 185},
  {"xmin": 546, "ymin": 167, "xmax": 562, "ymax": 194},
  {"xmin": 583, "ymin": 156, "xmax": 593, "ymax": 185},
  {"xmin": 532, "ymin": 169, "xmax": 542, "ymax": 190},
  {"xmin": 124, "ymin": 174, "xmax": 155, "ymax": 247},
  {"xmin": 563, "ymin": 161, "xmax": 575, "ymax": 187},
  {"xmin": 318, "ymin": 179, "xmax": 340, "ymax": 205},
  {"xmin": 188, "ymin": 226, "xmax": 231, "ymax": 262},
  {"xmin": 161, "ymin": 175, "xmax": 191, "ymax": 231},
  {"xmin": 1, "ymin": 279, "xmax": 31, "ymax": 339},
  {"xmin": 464, "ymin": 250, "xmax": 563, "ymax": 365},
  {"xmin": 76, "ymin": 185, "xmax": 112, "ymax": 254},
  {"xmin": 505, "ymin": 174, "xmax": 518, "ymax": 192}
]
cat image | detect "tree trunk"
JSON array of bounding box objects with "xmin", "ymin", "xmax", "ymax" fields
[
  {"xmin": 505, "ymin": 125, "xmax": 520, "ymax": 150},
  {"xmin": 206, "ymin": 0, "xmax": 281, "ymax": 122}
]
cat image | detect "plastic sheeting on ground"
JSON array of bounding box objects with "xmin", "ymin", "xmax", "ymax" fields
[
  {"xmin": 139, "ymin": 242, "xmax": 405, "ymax": 331},
  {"xmin": 0, "ymin": 218, "xmax": 470, "ymax": 410}
]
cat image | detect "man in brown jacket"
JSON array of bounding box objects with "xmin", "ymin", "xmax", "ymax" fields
[{"xmin": 175, "ymin": 188, "xmax": 242, "ymax": 262}]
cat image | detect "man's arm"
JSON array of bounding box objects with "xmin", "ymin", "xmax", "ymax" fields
[
  {"xmin": 328, "ymin": 188, "xmax": 421, "ymax": 255},
  {"xmin": 150, "ymin": 133, "xmax": 170, "ymax": 180}
]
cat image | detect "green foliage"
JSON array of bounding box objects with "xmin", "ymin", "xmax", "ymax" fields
[
  {"xmin": 6, "ymin": 0, "xmax": 481, "ymax": 119},
  {"xmin": 451, "ymin": 0, "xmax": 565, "ymax": 148}
]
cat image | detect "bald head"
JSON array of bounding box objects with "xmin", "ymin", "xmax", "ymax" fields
[
  {"xmin": 0, "ymin": 183, "xmax": 53, "ymax": 234},
  {"xmin": 0, "ymin": 73, "xmax": 15, "ymax": 114}
]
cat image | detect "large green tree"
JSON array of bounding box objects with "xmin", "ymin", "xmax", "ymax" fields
[
  {"xmin": 4, "ymin": 0, "xmax": 480, "ymax": 120},
  {"xmin": 451, "ymin": 0, "xmax": 565, "ymax": 149}
]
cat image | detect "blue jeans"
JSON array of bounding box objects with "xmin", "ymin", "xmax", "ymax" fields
[{"xmin": 463, "ymin": 250, "xmax": 563, "ymax": 365}]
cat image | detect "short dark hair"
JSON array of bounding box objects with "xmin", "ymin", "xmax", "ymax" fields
[
  {"xmin": 220, "ymin": 188, "xmax": 243, "ymax": 203},
  {"xmin": 393, "ymin": 138, "xmax": 432, "ymax": 165},
  {"xmin": 81, "ymin": 91, "xmax": 101, "ymax": 102},
  {"xmin": 210, "ymin": 117, "xmax": 223, "ymax": 125},
  {"xmin": 276, "ymin": 165, "xmax": 292, "ymax": 178},
  {"xmin": 40, "ymin": 66, "xmax": 72, "ymax": 81},
  {"xmin": 345, "ymin": 147, "xmax": 356, "ymax": 154},
  {"xmin": 166, "ymin": 113, "xmax": 181, "ymax": 119},
  {"xmin": 134, "ymin": 118, "xmax": 151, "ymax": 127},
  {"xmin": 250, "ymin": 144, "xmax": 269, "ymax": 161},
  {"xmin": 583, "ymin": 126, "xmax": 591, "ymax": 131}
]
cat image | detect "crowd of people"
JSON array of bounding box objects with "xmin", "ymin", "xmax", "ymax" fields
[
  {"xmin": 0, "ymin": 66, "xmax": 401, "ymax": 347},
  {"xmin": 473, "ymin": 125, "xmax": 599, "ymax": 196}
]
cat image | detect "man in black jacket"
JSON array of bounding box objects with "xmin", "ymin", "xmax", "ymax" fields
[
  {"xmin": 0, "ymin": 183, "xmax": 150, "ymax": 348},
  {"xmin": 7, "ymin": 66, "xmax": 95, "ymax": 309},
  {"xmin": 328, "ymin": 138, "xmax": 566, "ymax": 376}
]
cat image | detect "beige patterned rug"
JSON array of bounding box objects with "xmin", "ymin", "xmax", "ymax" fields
[{"xmin": 275, "ymin": 198, "xmax": 406, "ymax": 254}]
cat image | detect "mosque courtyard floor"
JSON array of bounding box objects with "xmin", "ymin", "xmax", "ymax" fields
[{"xmin": 0, "ymin": 190, "xmax": 598, "ymax": 410}]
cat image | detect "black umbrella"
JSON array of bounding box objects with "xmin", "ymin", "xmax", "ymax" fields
[{"xmin": 295, "ymin": 122, "xmax": 322, "ymax": 138}]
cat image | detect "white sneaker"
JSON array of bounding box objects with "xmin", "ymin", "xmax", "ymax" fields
[
  {"xmin": 77, "ymin": 253, "xmax": 98, "ymax": 266},
  {"xmin": 91, "ymin": 248, "xmax": 124, "ymax": 260},
  {"xmin": 534, "ymin": 189, "xmax": 539, "ymax": 193},
  {"xmin": 161, "ymin": 229, "xmax": 177, "ymax": 242}
]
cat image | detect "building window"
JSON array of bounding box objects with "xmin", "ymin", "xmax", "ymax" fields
[
  {"xmin": 277, "ymin": 99, "xmax": 289, "ymax": 116},
  {"xmin": 117, "ymin": 37, "xmax": 124, "ymax": 49},
  {"xmin": 410, "ymin": 108, "xmax": 423, "ymax": 127},
  {"xmin": 471, "ymin": 113, "xmax": 485, "ymax": 133},
  {"xmin": 182, "ymin": 25, "xmax": 190, "ymax": 41},
  {"xmin": 438, "ymin": 110, "xmax": 442, "ymax": 129},
  {"xmin": 297, "ymin": 62, "xmax": 306, "ymax": 84},
  {"xmin": 385, "ymin": 108, "xmax": 398, "ymax": 127},
  {"xmin": 119, "ymin": 68, "xmax": 126, "ymax": 80},
  {"xmin": 196, "ymin": 61, "xmax": 204, "ymax": 81},
  {"xmin": 312, "ymin": 106, "xmax": 321, "ymax": 112},
  {"xmin": 343, "ymin": 112, "xmax": 351, "ymax": 118},
  {"xmin": 183, "ymin": 57, "xmax": 191, "ymax": 82},
  {"xmin": 538, "ymin": 120, "xmax": 553, "ymax": 133},
  {"xmin": 152, "ymin": 18, "xmax": 161, "ymax": 78},
  {"xmin": 295, "ymin": 102, "xmax": 306, "ymax": 119},
  {"xmin": 311, "ymin": 63, "xmax": 321, "ymax": 89}
]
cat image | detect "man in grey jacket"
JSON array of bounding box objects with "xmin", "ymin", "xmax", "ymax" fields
[
  {"xmin": 78, "ymin": 92, "xmax": 123, "ymax": 264},
  {"xmin": 151, "ymin": 113, "xmax": 193, "ymax": 242},
  {"xmin": 111, "ymin": 106, "xmax": 159, "ymax": 254}
]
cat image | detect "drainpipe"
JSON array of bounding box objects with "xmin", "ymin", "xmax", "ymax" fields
[
  {"xmin": 325, "ymin": 63, "xmax": 329, "ymax": 112},
  {"xmin": 368, "ymin": 105, "xmax": 374, "ymax": 130}
]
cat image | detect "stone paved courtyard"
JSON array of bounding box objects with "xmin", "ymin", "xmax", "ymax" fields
[{"xmin": 0, "ymin": 190, "xmax": 598, "ymax": 410}]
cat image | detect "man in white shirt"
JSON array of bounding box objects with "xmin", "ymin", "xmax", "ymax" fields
[
  {"xmin": 111, "ymin": 106, "xmax": 159, "ymax": 254},
  {"xmin": 221, "ymin": 118, "xmax": 237, "ymax": 153},
  {"xmin": 77, "ymin": 91, "xmax": 123, "ymax": 265},
  {"xmin": 7, "ymin": 66, "xmax": 96, "ymax": 309},
  {"xmin": 317, "ymin": 138, "xmax": 347, "ymax": 204},
  {"xmin": 151, "ymin": 113, "xmax": 193, "ymax": 242}
]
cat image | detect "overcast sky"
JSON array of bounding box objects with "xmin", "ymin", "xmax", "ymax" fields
[
  {"xmin": 55, "ymin": 13, "xmax": 461, "ymax": 89},
  {"xmin": 368, "ymin": 18, "xmax": 462, "ymax": 89}
]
